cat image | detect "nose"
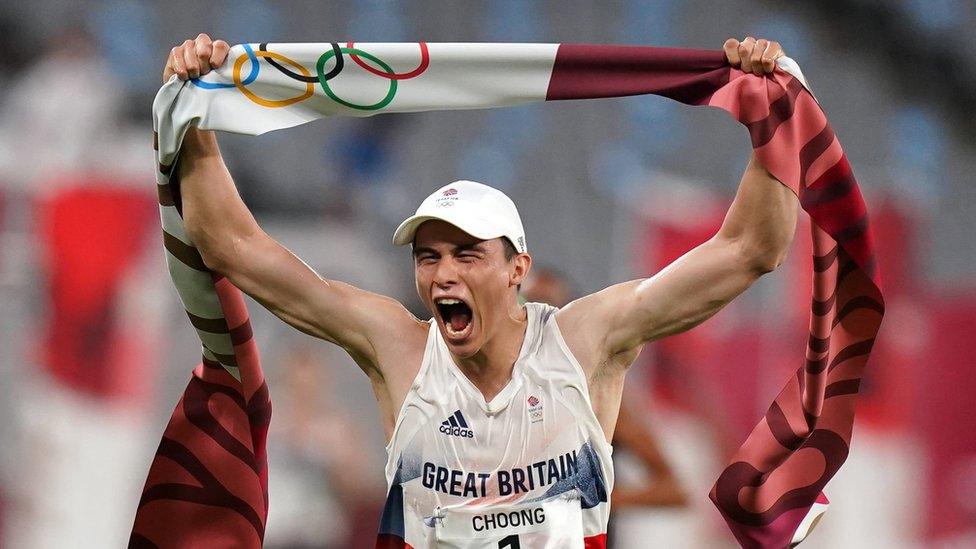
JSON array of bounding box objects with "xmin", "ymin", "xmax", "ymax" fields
[{"xmin": 432, "ymin": 256, "xmax": 459, "ymax": 289}]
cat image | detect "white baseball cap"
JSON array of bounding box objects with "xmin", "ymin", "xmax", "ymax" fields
[{"xmin": 392, "ymin": 180, "xmax": 527, "ymax": 253}]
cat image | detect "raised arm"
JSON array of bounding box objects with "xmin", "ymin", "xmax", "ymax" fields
[
  {"xmin": 164, "ymin": 35, "xmax": 425, "ymax": 375},
  {"xmin": 557, "ymin": 37, "xmax": 797, "ymax": 372}
]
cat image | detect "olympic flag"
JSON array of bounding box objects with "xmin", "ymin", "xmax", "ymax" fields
[{"xmin": 134, "ymin": 42, "xmax": 883, "ymax": 549}]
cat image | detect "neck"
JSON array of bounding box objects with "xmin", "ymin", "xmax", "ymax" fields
[{"xmin": 452, "ymin": 303, "xmax": 528, "ymax": 402}]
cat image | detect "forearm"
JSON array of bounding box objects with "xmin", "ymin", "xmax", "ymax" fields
[
  {"xmin": 715, "ymin": 153, "xmax": 798, "ymax": 273},
  {"xmin": 584, "ymin": 154, "xmax": 798, "ymax": 353},
  {"xmin": 178, "ymin": 127, "xmax": 264, "ymax": 270}
]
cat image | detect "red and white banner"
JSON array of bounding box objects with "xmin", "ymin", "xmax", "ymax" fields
[{"xmin": 137, "ymin": 42, "xmax": 882, "ymax": 549}]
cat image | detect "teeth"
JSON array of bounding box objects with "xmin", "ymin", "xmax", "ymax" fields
[{"xmin": 437, "ymin": 298, "xmax": 462, "ymax": 305}]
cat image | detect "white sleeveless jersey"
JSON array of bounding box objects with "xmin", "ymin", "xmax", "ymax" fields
[{"xmin": 376, "ymin": 302, "xmax": 613, "ymax": 549}]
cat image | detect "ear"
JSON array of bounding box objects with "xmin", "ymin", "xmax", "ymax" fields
[{"xmin": 510, "ymin": 253, "xmax": 532, "ymax": 287}]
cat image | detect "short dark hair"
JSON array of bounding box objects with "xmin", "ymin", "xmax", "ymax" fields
[
  {"xmin": 500, "ymin": 238, "xmax": 523, "ymax": 292},
  {"xmin": 501, "ymin": 238, "xmax": 518, "ymax": 262}
]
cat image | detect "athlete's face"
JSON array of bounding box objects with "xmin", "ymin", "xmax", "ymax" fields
[{"xmin": 413, "ymin": 221, "xmax": 528, "ymax": 358}]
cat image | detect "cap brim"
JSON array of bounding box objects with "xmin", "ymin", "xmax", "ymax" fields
[
  {"xmin": 392, "ymin": 215, "xmax": 438, "ymax": 246},
  {"xmin": 392, "ymin": 213, "xmax": 503, "ymax": 247}
]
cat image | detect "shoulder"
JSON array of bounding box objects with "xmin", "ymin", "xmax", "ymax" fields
[
  {"xmin": 337, "ymin": 288, "xmax": 431, "ymax": 377},
  {"xmin": 552, "ymin": 283, "xmax": 629, "ymax": 341},
  {"xmin": 363, "ymin": 315, "xmax": 432, "ymax": 429},
  {"xmin": 552, "ymin": 282, "xmax": 643, "ymax": 374},
  {"xmin": 370, "ymin": 310, "xmax": 431, "ymax": 370}
]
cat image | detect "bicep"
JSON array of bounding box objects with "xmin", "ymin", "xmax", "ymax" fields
[
  {"xmin": 214, "ymin": 230, "xmax": 414, "ymax": 364},
  {"xmin": 601, "ymin": 236, "xmax": 760, "ymax": 354}
]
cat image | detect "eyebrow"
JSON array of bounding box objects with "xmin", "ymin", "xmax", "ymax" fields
[
  {"xmin": 411, "ymin": 242, "xmax": 485, "ymax": 257},
  {"xmin": 412, "ymin": 246, "xmax": 437, "ymax": 257},
  {"xmin": 456, "ymin": 242, "xmax": 485, "ymax": 253}
]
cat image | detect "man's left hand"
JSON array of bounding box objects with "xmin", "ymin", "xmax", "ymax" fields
[{"xmin": 723, "ymin": 37, "xmax": 785, "ymax": 75}]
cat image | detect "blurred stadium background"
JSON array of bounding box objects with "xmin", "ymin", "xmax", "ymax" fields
[{"xmin": 0, "ymin": 0, "xmax": 974, "ymax": 547}]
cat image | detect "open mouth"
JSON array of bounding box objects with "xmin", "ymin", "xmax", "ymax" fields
[{"xmin": 435, "ymin": 298, "xmax": 474, "ymax": 340}]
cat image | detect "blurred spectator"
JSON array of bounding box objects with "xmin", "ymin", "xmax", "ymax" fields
[
  {"xmin": 521, "ymin": 265, "xmax": 689, "ymax": 549},
  {"xmin": 0, "ymin": 22, "xmax": 151, "ymax": 193},
  {"xmin": 610, "ymin": 402, "xmax": 688, "ymax": 510},
  {"xmin": 520, "ymin": 264, "xmax": 574, "ymax": 308},
  {"xmin": 265, "ymin": 343, "xmax": 385, "ymax": 548}
]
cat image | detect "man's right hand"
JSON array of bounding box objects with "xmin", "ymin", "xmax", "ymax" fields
[{"xmin": 163, "ymin": 33, "xmax": 230, "ymax": 83}]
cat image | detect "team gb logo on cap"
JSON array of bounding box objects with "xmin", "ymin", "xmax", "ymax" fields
[{"xmin": 436, "ymin": 188, "xmax": 459, "ymax": 207}]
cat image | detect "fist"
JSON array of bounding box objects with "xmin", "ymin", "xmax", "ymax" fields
[
  {"xmin": 723, "ymin": 37, "xmax": 785, "ymax": 76},
  {"xmin": 163, "ymin": 33, "xmax": 231, "ymax": 83}
]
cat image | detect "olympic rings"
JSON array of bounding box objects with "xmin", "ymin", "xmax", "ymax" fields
[
  {"xmin": 316, "ymin": 47, "xmax": 397, "ymax": 111},
  {"xmin": 346, "ymin": 41, "xmax": 429, "ymax": 80},
  {"xmin": 196, "ymin": 42, "xmax": 429, "ymax": 111},
  {"xmin": 233, "ymin": 49, "xmax": 314, "ymax": 108},
  {"xmin": 259, "ymin": 42, "xmax": 342, "ymax": 83}
]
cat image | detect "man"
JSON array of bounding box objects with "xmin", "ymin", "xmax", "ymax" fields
[{"xmin": 165, "ymin": 34, "xmax": 795, "ymax": 548}]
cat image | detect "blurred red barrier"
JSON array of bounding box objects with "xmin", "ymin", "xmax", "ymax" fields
[
  {"xmin": 916, "ymin": 291, "xmax": 976, "ymax": 540},
  {"xmin": 37, "ymin": 183, "xmax": 156, "ymax": 402}
]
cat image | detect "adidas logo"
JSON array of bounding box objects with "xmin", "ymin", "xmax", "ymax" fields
[{"xmin": 439, "ymin": 410, "xmax": 474, "ymax": 438}]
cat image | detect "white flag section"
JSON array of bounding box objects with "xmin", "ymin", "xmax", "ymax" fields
[{"xmin": 153, "ymin": 42, "xmax": 559, "ymax": 166}]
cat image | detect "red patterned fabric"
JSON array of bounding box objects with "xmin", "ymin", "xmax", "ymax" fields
[
  {"xmin": 548, "ymin": 45, "xmax": 884, "ymax": 547},
  {"xmin": 707, "ymin": 62, "xmax": 882, "ymax": 549},
  {"xmin": 130, "ymin": 274, "xmax": 270, "ymax": 547}
]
